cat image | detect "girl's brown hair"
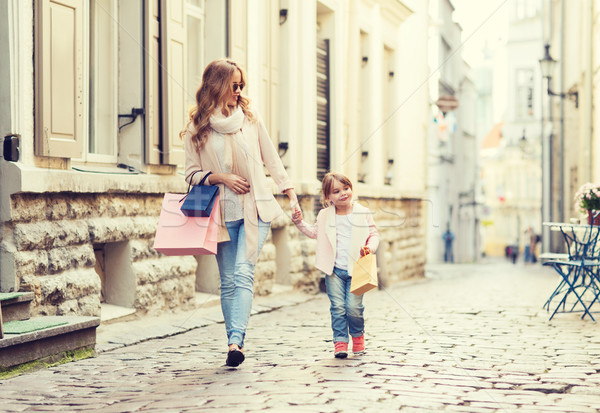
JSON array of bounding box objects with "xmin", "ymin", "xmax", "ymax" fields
[
  {"xmin": 180, "ymin": 58, "xmax": 254, "ymax": 149},
  {"xmin": 321, "ymin": 172, "xmax": 353, "ymax": 207}
]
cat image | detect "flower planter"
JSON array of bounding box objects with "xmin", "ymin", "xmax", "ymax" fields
[{"xmin": 588, "ymin": 210, "xmax": 600, "ymax": 226}]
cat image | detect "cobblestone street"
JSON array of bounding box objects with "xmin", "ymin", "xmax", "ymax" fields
[{"xmin": 2, "ymin": 260, "xmax": 600, "ymax": 412}]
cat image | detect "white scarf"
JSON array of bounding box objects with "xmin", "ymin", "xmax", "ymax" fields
[
  {"xmin": 209, "ymin": 106, "xmax": 244, "ymax": 134},
  {"xmin": 209, "ymin": 106, "xmax": 244, "ymax": 173}
]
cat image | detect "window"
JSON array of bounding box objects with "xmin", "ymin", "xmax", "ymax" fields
[
  {"xmin": 146, "ymin": 0, "xmax": 226, "ymax": 167},
  {"xmin": 516, "ymin": 69, "xmax": 534, "ymax": 119},
  {"xmin": 89, "ymin": 0, "xmax": 118, "ymax": 161},
  {"xmin": 35, "ymin": 0, "xmax": 226, "ymax": 168},
  {"xmin": 35, "ymin": 0, "xmax": 118, "ymax": 162},
  {"xmin": 186, "ymin": 0, "xmax": 205, "ymax": 112},
  {"xmin": 515, "ymin": 0, "xmax": 539, "ymax": 20},
  {"xmin": 383, "ymin": 46, "xmax": 394, "ymax": 185},
  {"xmin": 441, "ymin": 38, "xmax": 452, "ymax": 82}
]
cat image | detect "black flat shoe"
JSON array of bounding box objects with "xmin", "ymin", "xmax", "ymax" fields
[{"xmin": 225, "ymin": 349, "xmax": 245, "ymax": 367}]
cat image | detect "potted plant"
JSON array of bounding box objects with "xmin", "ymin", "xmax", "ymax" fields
[{"xmin": 574, "ymin": 183, "xmax": 600, "ymax": 225}]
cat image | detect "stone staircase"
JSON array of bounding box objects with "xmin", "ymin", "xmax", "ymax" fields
[{"xmin": 0, "ymin": 292, "xmax": 100, "ymax": 373}]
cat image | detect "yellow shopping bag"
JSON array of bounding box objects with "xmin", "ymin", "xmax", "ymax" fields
[{"xmin": 350, "ymin": 250, "xmax": 378, "ymax": 295}]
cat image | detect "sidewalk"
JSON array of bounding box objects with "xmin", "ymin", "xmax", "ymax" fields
[{"xmin": 96, "ymin": 285, "xmax": 319, "ymax": 353}]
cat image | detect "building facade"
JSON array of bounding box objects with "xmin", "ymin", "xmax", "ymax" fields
[
  {"xmin": 0, "ymin": 0, "xmax": 429, "ymax": 317},
  {"xmin": 480, "ymin": 0, "xmax": 543, "ymax": 257},
  {"xmin": 541, "ymin": 0, "xmax": 599, "ymax": 247},
  {"xmin": 426, "ymin": 0, "xmax": 479, "ymax": 263}
]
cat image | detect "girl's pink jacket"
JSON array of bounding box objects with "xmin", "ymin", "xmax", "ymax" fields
[{"xmin": 294, "ymin": 202, "xmax": 379, "ymax": 276}]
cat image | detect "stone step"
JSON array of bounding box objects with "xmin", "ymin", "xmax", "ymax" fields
[
  {"xmin": 100, "ymin": 303, "xmax": 137, "ymax": 325},
  {"xmin": 0, "ymin": 292, "xmax": 34, "ymax": 323},
  {"xmin": 0, "ymin": 316, "xmax": 100, "ymax": 371}
]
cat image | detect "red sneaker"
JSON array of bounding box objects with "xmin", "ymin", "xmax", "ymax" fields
[
  {"xmin": 334, "ymin": 342, "xmax": 348, "ymax": 358},
  {"xmin": 352, "ymin": 335, "xmax": 365, "ymax": 354}
]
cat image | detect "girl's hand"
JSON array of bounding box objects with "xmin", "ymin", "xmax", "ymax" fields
[
  {"xmin": 360, "ymin": 246, "xmax": 371, "ymax": 257},
  {"xmin": 292, "ymin": 207, "xmax": 303, "ymax": 224},
  {"xmin": 217, "ymin": 173, "xmax": 250, "ymax": 194}
]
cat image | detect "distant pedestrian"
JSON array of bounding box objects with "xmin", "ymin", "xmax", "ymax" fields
[
  {"xmin": 531, "ymin": 233, "xmax": 541, "ymax": 263},
  {"xmin": 523, "ymin": 227, "xmax": 533, "ymax": 263},
  {"xmin": 506, "ymin": 243, "xmax": 518, "ymax": 264},
  {"xmin": 442, "ymin": 226, "xmax": 455, "ymax": 263},
  {"xmin": 182, "ymin": 59, "xmax": 300, "ymax": 367},
  {"xmin": 292, "ymin": 172, "xmax": 379, "ymax": 358}
]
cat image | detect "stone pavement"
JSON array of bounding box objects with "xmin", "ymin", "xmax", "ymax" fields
[{"xmin": 2, "ymin": 260, "xmax": 600, "ymax": 412}]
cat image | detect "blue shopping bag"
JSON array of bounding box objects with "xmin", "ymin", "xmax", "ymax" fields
[{"xmin": 180, "ymin": 171, "xmax": 219, "ymax": 217}]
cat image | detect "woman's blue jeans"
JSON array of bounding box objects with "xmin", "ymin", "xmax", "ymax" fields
[
  {"xmin": 216, "ymin": 218, "xmax": 270, "ymax": 348},
  {"xmin": 325, "ymin": 267, "xmax": 365, "ymax": 343}
]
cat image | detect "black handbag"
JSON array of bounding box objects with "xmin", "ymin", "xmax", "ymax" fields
[{"xmin": 179, "ymin": 171, "xmax": 219, "ymax": 217}]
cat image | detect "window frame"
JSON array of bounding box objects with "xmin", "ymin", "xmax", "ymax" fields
[
  {"xmin": 185, "ymin": 0, "xmax": 206, "ymax": 118},
  {"xmin": 515, "ymin": 67, "xmax": 534, "ymax": 120},
  {"xmin": 83, "ymin": 0, "xmax": 119, "ymax": 165}
]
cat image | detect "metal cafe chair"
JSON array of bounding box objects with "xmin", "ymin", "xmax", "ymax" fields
[{"xmin": 542, "ymin": 222, "xmax": 600, "ymax": 321}]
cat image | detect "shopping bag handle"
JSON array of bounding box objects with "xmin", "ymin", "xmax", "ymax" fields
[{"xmin": 180, "ymin": 171, "xmax": 213, "ymax": 203}]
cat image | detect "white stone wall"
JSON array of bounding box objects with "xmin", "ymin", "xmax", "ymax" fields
[{"xmin": 5, "ymin": 193, "xmax": 196, "ymax": 316}]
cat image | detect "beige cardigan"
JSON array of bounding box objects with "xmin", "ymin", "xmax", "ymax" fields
[
  {"xmin": 184, "ymin": 110, "xmax": 293, "ymax": 245},
  {"xmin": 294, "ymin": 203, "xmax": 380, "ymax": 276}
]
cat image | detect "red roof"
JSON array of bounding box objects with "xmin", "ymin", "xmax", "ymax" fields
[{"xmin": 482, "ymin": 122, "xmax": 503, "ymax": 149}]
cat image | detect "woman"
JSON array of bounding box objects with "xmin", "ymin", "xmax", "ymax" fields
[{"xmin": 182, "ymin": 58, "xmax": 299, "ymax": 367}]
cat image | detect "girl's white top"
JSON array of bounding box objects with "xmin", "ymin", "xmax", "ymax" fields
[{"xmin": 334, "ymin": 213, "xmax": 353, "ymax": 270}]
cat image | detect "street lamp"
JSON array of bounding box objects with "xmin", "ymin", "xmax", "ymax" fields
[
  {"xmin": 519, "ymin": 129, "xmax": 528, "ymax": 153},
  {"xmin": 539, "ymin": 44, "xmax": 579, "ymax": 108}
]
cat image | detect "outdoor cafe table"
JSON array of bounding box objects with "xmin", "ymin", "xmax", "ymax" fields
[{"xmin": 541, "ymin": 222, "xmax": 600, "ymax": 321}]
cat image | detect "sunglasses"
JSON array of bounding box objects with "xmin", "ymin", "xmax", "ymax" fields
[{"xmin": 232, "ymin": 82, "xmax": 245, "ymax": 93}]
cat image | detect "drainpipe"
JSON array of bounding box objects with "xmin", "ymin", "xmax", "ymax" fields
[
  {"xmin": 559, "ymin": 0, "xmax": 565, "ymax": 225},
  {"xmin": 541, "ymin": 0, "xmax": 553, "ymax": 254},
  {"xmin": 588, "ymin": 0, "xmax": 594, "ymax": 181}
]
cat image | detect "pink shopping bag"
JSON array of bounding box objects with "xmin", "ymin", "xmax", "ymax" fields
[{"xmin": 153, "ymin": 193, "xmax": 220, "ymax": 256}]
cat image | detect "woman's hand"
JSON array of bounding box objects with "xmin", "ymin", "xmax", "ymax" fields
[
  {"xmin": 211, "ymin": 173, "xmax": 250, "ymax": 194},
  {"xmin": 284, "ymin": 189, "xmax": 299, "ymax": 210}
]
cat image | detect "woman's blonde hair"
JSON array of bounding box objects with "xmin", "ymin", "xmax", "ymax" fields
[
  {"xmin": 180, "ymin": 58, "xmax": 254, "ymax": 149},
  {"xmin": 321, "ymin": 172, "xmax": 353, "ymax": 207}
]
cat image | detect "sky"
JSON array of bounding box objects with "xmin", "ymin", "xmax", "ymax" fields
[{"xmin": 452, "ymin": 0, "xmax": 510, "ymax": 67}]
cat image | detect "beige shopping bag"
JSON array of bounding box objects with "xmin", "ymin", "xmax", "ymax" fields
[{"xmin": 350, "ymin": 252, "xmax": 378, "ymax": 295}]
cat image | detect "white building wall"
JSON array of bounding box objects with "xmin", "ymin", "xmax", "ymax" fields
[
  {"xmin": 395, "ymin": 1, "xmax": 430, "ymax": 194},
  {"xmin": 0, "ymin": 0, "xmax": 431, "ymax": 314}
]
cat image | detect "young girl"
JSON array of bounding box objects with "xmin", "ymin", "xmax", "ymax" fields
[{"xmin": 292, "ymin": 172, "xmax": 379, "ymax": 358}]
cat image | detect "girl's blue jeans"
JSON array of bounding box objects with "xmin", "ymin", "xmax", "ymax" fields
[
  {"xmin": 325, "ymin": 267, "xmax": 365, "ymax": 343},
  {"xmin": 215, "ymin": 218, "xmax": 270, "ymax": 348}
]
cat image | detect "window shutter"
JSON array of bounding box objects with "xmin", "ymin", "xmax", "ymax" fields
[
  {"xmin": 160, "ymin": 0, "xmax": 187, "ymax": 166},
  {"xmin": 145, "ymin": 0, "xmax": 161, "ymax": 165},
  {"xmin": 229, "ymin": 0, "xmax": 247, "ymax": 68},
  {"xmin": 35, "ymin": 0, "xmax": 83, "ymax": 158},
  {"xmin": 316, "ymin": 38, "xmax": 330, "ymax": 180},
  {"xmin": 260, "ymin": 0, "xmax": 279, "ymax": 140}
]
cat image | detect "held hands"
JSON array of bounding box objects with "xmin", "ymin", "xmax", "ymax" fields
[
  {"xmin": 360, "ymin": 246, "xmax": 371, "ymax": 257},
  {"xmin": 285, "ymin": 189, "xmax": 303, "ymax": 223},
  {"xmin": 291, "ymin": 206, "xmax": 303, "ymax": 224}
]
